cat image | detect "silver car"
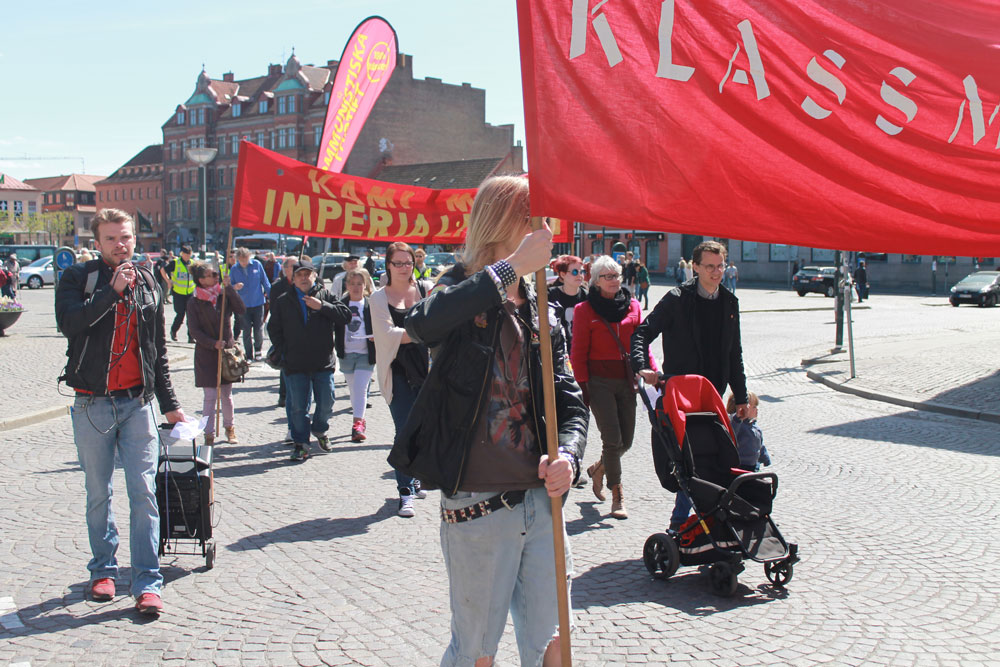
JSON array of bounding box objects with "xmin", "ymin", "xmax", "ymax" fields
[{"xmin": 19, "ymin": 256, "xmax": 55, "ymax": 289}]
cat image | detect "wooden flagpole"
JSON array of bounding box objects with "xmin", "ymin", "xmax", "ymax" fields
[
  {"xmin": 532, "ymin": 216, "xmax": 572, "ymax": 666},
  {"xmin": 214, "ymin": 227, "xmax": 235, "ymax": 438}
]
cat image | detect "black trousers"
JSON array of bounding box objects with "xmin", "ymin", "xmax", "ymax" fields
[{"xmin": 171, "ymin": 292, "xmax": 190, "ymax": 337}]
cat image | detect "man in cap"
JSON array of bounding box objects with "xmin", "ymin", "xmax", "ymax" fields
[
  {"xmin": 267, "ymin": 258, "xmax": 351, "ymax": 461},
  {"xmin": 331, "ymin": 254, "xmax": 375, "ymax": 297}
]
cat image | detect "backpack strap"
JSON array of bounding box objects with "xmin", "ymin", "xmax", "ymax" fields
[{"xmin": 84, "ymin": 268, "xmax": 99, "ymax": 297}]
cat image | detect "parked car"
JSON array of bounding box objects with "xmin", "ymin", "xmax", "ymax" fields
[
  {"xmin": 424, "ymin": 252, "xmax": 457, "ymax": 277},
  {"xmin": 792, "ymin": 266, "xmax": 837, "ymax": 297},
  {"xmin": 19, "ymin": 256, "xmax": 55, "ymax": 289},
  {"xmin": 311, "ymin": 253, "xmax": 349, "ymax": 284},
  {"xmin": 949, "ymin": 271, "xmax": 1000, "ymax": 307}
]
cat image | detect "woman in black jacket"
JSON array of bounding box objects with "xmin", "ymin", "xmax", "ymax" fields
[{"xmin": 394, "ymin": 176, "xmax": 588, "ymax": 667}]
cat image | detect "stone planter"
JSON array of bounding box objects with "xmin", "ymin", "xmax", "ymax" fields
[{"xmin": 0, "ymin": 310, "xmax": 24, "ymax": 336}]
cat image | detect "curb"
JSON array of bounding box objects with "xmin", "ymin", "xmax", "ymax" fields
[
  {"xmin": 743, "ymin": 305, "xmax": 871, "ymax": 314},
  {"xmin": 804, "ymin": 367, "xmax": 1000, "ymax": 424},
  {"xmin": 0, "ymin": 353, "xmax": 189, "ymax": 432}
]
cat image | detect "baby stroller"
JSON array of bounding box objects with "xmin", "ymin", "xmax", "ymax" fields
[{"xmin": 639, "ymin": 375, "xmax": 798, "ymax": 596}]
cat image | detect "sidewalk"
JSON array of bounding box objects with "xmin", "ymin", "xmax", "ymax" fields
[{"xmin": 802, "ymin": 329, "xmax": 1000, "ymax": 423}]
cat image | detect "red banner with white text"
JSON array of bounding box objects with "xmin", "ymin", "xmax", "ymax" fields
[
  {"xmin": 517, "ymin": 0, "xmax": 1000, "ymax": 255},
  {"xmin": 231, "ymin": 143, "xmax": 572, "ymax": 244}
]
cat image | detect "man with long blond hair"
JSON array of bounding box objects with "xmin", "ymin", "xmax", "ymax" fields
[{"xmin": 390, "ymin": 176, "xmax": 588, "ymax": 666}]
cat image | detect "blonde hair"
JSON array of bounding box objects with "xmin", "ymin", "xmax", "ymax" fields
[
  {"xmin": 462, "ymin": 176, "xmax": 530, "ymax": 274},
  {"xmin": 90, "ymin": 208, "xmax": 134, "ymax": 236},
  {"xmin": 727, "ymin": 391, "xmax": 758, "ymax": 413},
  {"xmin": 343, "ymin": 268, "xmax": 372, "ymax": 296}
]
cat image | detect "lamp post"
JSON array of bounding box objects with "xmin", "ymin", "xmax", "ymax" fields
[{"xmin": 186, "ymin": 147, "xmax": 218, "ymax": 254}]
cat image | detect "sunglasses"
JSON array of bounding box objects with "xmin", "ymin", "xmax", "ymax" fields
[{"xmin": 567, "ymin": 269, "xmax": 582, "ymax": 276}]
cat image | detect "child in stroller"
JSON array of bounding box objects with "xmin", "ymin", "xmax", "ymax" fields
[{"xmin": 640, "ymin": 375, "xmax": 797, "ymax": 596}]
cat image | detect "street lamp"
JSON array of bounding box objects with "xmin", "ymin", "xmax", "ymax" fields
[{"xmin": 187, "ymin": 146, "xmax": 218, "ymax": 254}]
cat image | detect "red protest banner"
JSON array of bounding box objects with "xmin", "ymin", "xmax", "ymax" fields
[
  {"xmin": 517, "ymin": 0, "xmax": 1000, "ymax": 255},
  {"xmin": 231, "ymin": 142, "xmax": 572, "ymax": 244}
]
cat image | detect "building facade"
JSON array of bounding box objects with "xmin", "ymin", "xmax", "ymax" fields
[
  {"xmin": 0, "ymin": 174, "xmax": 44, "ymax": 244},
  {"xmin": 94, "ymin": 146, "xmax": 164, "ymax": 251},
  {"xmin": 21, "ymin": 173, "xmax": 102, "ymax": 247},
  {"xmin": 161, "ymin": 52, "xmax": 518, "ymax": 250}
]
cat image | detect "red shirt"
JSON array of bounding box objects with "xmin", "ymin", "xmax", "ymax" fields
[
  {"xmin": 570, "ymin": 298, "xmax": 658, "ymax": 384},
  {"xmin": 106, "ymin": 293, "xmax": 143, "ymax": 392}
]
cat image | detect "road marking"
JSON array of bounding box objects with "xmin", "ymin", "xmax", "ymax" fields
[{"xmin": 0, "ymin": 596, "xmax": 24, "ymax": 629}]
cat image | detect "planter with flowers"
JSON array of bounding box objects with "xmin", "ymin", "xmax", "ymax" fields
[{"xmin": 0, "ymin": 297, "xmax": 24, "ymax": 336}]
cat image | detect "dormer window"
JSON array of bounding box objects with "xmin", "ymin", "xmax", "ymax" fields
[
  {"xmin": 232, "ymin": 103, "xmax": 242, "ymax": 118},
  {"xmin": 259, "ymin": 100, "xmax": 269, "ymax": 114},
  {"xmin": 177, "ymin": 111, "xmax": 186, "ymax": 125}
]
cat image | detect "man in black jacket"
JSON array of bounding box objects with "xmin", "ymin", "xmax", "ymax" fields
[
  {"xmin": 630, "ymin": 240, "xmax": 749, "ymax": 529},
  {"xmin": 55, "ymin": 208, "xmax": 187, "ymax": 616},
  {"xmin": 267, "ymin": 258, "xmax": 351, "ymax": 461},
  {"xmin": 269, "ymin": 257, "xmax": 298, "ymax": 412}
]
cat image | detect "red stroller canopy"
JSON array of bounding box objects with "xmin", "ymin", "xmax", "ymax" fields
[{"xmin": 660, "ymin": 375, "xmax": 736, "ymax": 449}]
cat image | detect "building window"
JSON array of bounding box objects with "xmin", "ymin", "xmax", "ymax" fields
[
  {"xmin": 769, "ymin": 244, "xmax": 792, "ymax": 262},
  {"xmin": 27, "ymin": 201, "xmax": 36, "ymax": 216},
  {"xmin": 138, "ymin": 188, "xmax": 143, "ymax": 200},
  {"xmin": 198, "ymin": 108, "xmax": 206, "ymax": 125},
  {"xmin": 256, "ymin": 131, "xmax": 265, "ymax": 147},
  {"xmin": 741, "ymin": 242, "xmax": 758, "ymax": 262},
  {"xmin": 231, "ymin": 135, "xmax": 239, "ymax": 155},
  {"xmin": 811, "ymin": 248, "xmax": 836, "ymax": 263},
  {"xmin": 277, "ymin": 128, "xmax": 287, "ymax": 148},
  {"xmin": 169, "ymin": 142, "xmax": 176, "ymax": 160},
  {"xmin": 287, "ymin": 96, "xmax": 296, "ymax": 113},
  {"xmin": 232, "ymin": 103, "xmax": 242, "ymax": 117},
  {"xmin": 269, "ymin": 131, "xmax": 275, "ymax": 148},
  {"xmin": 901, "ymin": 254, "xmax": 922, "ymax": 264},
  {"xmin": 156, "ymin": 186, "xmax": 160, "ymax": 198},
  {"xmin": 207, "ymin": 169, "xmax": 214, "ymax": 187},
  {"xmin": 313, "ymin": 126, "xmax": 322, "ymax": 146},
  {"xmin": 277, "ymin": 97, "xmax": 286, "ymax": 114},
  {"xmin": 147, "ymin": 187, "xmax": 152, "ymax": 198},
  {"xmin": 13, "ymin": 201, "xmax": 23, "ymax": 219},
  {"xmin": 288, "ymin": 127, "xmax": 296, "ymax": 148},
  {"xmin": 259, "ymin": 99, "xmax": 269, "ymax": 114},
  {"xmin": 0, "ymin": 200, "xmax": 6, "ymax": 214},
  {"xmin": 177, "ymin": 111, "xmax": 186, "ymax": 125}
]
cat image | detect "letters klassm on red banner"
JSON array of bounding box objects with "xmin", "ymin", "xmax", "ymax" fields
[
  {"xmin": 517, "ymin": 0, "xmax": 1000, "ymax": 255},
  {"xmin": 232, "ymin": 143, "xmax": 571, "ymax": 244}
]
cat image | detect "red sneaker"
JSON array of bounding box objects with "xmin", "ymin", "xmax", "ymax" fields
[
  {"xmin": 357, "ymin": 418, "xmax": 367, "ymax": 441},
  {"xmin": 89, "ymin": 578, "xmax": 115, "ymax": 602},
  {"xmin": 351, "ymin": 418, "xmax": 367, "ymax": 442},
  {"xmin": 135, "ymin": 592, "xmax": 163, "ymax": 615}
]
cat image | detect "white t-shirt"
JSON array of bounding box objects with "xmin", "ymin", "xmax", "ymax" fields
[{"xmin": 344, "ymin": 299, "xmax": 369, "ymax": 355}]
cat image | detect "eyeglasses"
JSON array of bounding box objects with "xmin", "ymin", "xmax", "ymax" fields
[
  {"xmin": 600, "ymin": 273, "xmax": 622, "ymax": 280},
  {"xmin": 568, "ymin": 269, "xmax": 581, "ymax": 276},
  {"xmin": 698, "ymin": 263, "xmax": 726, "ymax": 272},
  {"xmin": 390, "ymin": 260, "xmax": 414, "ymax": 268}
]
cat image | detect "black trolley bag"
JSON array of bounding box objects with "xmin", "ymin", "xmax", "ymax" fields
[
  {"xmin": 638, "ymin": 374, "xmax": 798, "ymax": 596},
  {"xmin": 156, "ymin": 423, "xmax": 217, "ymax": 569}
]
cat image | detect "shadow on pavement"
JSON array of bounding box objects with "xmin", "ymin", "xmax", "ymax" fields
[
  {"xmin": 572, "ymin": 559, "xmax": 784, "ymax": 615},
  {"xmin": 566, "ymin": 501, "xmax": 616, "ymax": 535},
  {"xmin": 809, "ymin": 412, "xmax": 1000, "ymax": 455},
  {"xmin": 226, "ymin": 500, "xmax": 395, "ymax": 551}
]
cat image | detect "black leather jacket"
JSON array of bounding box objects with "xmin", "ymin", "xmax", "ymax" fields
[
  {"xmin": 267, "ymin": 282, "xmax": 351, "ymax": 374},
  {"xmin": 389, "ymin": 265, "xmax": 588, "ymax": 497},
  {"xmin": 55, "ymin": 259, "xmax": 181, "ymax": 413},
  {"xmin": 630, "ymin": 279, "xmax": 748, "ymax": 405}
]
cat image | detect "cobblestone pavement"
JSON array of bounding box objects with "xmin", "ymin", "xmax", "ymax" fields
[{"xmin": 1, "ymin": 282, "xmax": 998, "ymax": 665}]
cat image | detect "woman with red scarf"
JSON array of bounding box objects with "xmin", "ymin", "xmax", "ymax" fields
[{"xmin": 187, "ymin": 261, "xmax": 245, "ymax": 446}]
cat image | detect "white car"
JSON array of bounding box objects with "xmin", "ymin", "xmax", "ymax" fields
[{"xmin": 19, "ymin": 256, "xmax": 55, "ymax": 289}]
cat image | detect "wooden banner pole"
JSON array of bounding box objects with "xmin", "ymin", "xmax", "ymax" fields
[
  {"xmin": 214, "ymin": 226, "xmax": 235, "ymax": 439},
  {"xmin": 532, "ymin": 215, "xmax": 572, "ymax": 666}
]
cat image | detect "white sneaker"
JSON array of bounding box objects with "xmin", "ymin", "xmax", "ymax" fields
[
  {"xmin": 413, "ymin": 481, "xmax": 428, "ymax": 500},
  {"xmin": 398, "ymin": 494, "xmax": 416, "ymax": 517}
]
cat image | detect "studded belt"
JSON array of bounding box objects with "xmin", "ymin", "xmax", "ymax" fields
[{"xmin": 440, "ymin": 490, "xmax": 527, "ymax": 524}]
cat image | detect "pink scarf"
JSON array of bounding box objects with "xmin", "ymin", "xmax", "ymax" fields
[{"xmin": 195, "ymin": 283, "xmax": 223, "ymax": 306}]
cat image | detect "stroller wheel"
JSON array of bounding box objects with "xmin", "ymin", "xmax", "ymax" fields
[
  {"xmin": 764, "ymin": 559, "xmax": 793, "ymax": 587},
  {"xmin": 709, "ymin": 562, "xmax": 739, "ymax": 597},
  {"xmin": 643, "ymin": 533, "xmax": 680, "ymax": 580}
]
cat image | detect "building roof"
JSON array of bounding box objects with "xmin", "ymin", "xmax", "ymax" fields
[
  {"xmin": 23, "ymin": 173, "xmax": 103, "ymax": 193},
  {"xmin": 375, "ymin": 157, "xmax": 520, "ymax": 190},
  {"xmin": 0, "ymin": 173, "xmax": 37, "ymax": 191},
  {"xmin": 96, "ymin": 146, "xmax": 163, "ymax": 184}
]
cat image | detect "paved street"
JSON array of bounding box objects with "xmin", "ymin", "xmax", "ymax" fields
[{"xmin": 1, "ymin": 282, "xmax": 998, "ymax": 666}]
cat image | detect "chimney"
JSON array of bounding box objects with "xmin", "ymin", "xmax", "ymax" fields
[
  {"xmin": 268, "ymin": 63, "xmax": 283, "ymax": 76},
  {"xmin": 223, "ymin": 72, "xmax": 235, "ymax": 82}
]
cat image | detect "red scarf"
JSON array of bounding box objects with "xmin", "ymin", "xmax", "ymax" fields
[{"xmin": 195, "ymin": 283, "xmax": 223, "ymax": 306}]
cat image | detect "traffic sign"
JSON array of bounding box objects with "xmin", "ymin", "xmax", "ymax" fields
[{"xmin": 54, "ymin": 247, "xmax": 76, "ymax": 270}]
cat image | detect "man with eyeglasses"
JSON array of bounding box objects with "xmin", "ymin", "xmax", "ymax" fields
[{"xmin": 630, "ymin": 240, "xmax": 748, "ymax": 529}]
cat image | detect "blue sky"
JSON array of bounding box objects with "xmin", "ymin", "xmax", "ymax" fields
[{"xmin": 0, "ymin": 0, "xmax": 525, "ymax": 180}]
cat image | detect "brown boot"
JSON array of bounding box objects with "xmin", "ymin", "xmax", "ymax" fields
[
  {"xmin": 587, "ymin": 459, "xmax": 606, "ymax": 501},
  {"xmin": 610, "ymin": 484, "xmax": 628, "ymax": 520},
  {"xmin": 204, "ymin": 433, "xmax": 215, "ymax": 447},
  {"xmin": 225, "ymin": 426, "xmax": 238, "ymax": 445}
]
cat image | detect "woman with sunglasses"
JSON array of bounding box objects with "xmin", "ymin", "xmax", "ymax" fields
[
  {"xmin": 571, "ymin": 255, "xmax": 658, "ymax": 520},
  {"xmin": 187, "ymin": 261, "xmax": 246, "ymax": 446},
  {"xmin": 371, "ymin": 242, "xmax": 434, "ymax": 517},
  {"xmin": 334, "ymin": 268, "xmax": 376, "ymax": 442},
  {"xmin": 548, "ymin": 254, "xmax": 587, "ymax": 353}
]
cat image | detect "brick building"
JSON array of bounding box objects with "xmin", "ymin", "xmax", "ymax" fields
[
  {"xmin": 21, "ymin": 173, "xmax": 102, "ymax": 247},
  {"xmin": 161, "ymin": 52, "xmax": 519, "ymax": 250},
  {"xmin": 93, "ymin": 145, "xmax": 164, "ymax": 251}
]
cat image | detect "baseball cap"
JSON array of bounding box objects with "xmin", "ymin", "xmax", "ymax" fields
[
  {"xmin": 346, "ymin": 254, "xmax": 360, "ymax": 262},
  {"xmin": 292, "ymin": 258, "xmax": 317, "ymax": 273}
]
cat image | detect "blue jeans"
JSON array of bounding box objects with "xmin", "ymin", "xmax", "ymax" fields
[
  {"xmin": 70, "ymin": 394, "xmax": 162, "ymax": 597},
  {"xmin": 670, "ymin": 491, "xmax": 692, "ymax": 529},
  {"xmin": 240, "ymin": 305, "xmax": 265, "ymax": 355},
  {"xmin": 440, "ymin": 487, "xmax": 573, "ymax": 666},
  {"xmin": 388, "ymin": 365, "xmax": 418, "ymax": 495},
  {"xmin": 285, "ymin": 370, "xmax": 335, "ymax": 445}
]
